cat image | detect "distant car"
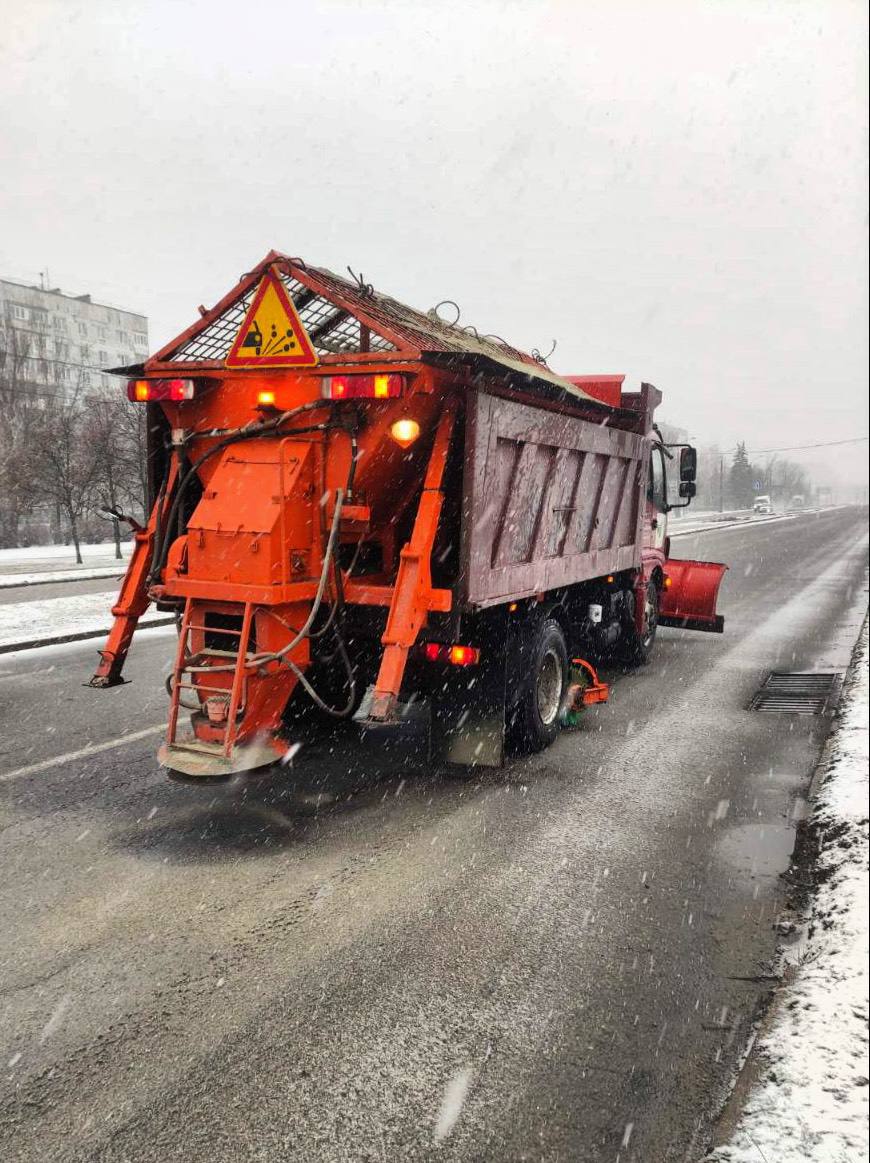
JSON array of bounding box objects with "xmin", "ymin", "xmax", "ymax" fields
[
  {"xmin": 787, "ymin": 494, "xmax": 806, "ymax": 511},
  {"xmin": 753, "ymin": 495, "xmax": 773, "ymax": 514}
]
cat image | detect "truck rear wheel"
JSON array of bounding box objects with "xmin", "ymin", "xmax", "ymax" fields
[
  {"xmin": 509, "ymin": 618, "xmax": 569, "ymax": 753},
  {"xmin": 625, "ymin": 578, "xmax": 659, "ymax": 665}
]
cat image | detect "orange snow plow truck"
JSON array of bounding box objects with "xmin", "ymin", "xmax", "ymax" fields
[{"xmin": 90, "ymin": 252, "xmax": 726, "ymax": 777}]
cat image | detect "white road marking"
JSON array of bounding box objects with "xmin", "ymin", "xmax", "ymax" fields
[{"xmin": 0, "ymin": 725, "xmax": 166, "ymax": 783}]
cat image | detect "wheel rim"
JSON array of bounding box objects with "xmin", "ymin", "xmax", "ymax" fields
[
  {"xmin": 642, "ymin": 585, "xmax": 659, "ymax": 648},
  {"xmin": 536, "ymin": 647, "xmax": 563, "ymax": 726}
]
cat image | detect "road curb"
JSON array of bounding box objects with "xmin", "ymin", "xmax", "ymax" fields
[
  {"xmin": 0, "ymin": 618, "xmax": 175, "ymax": 655},
  {"xmin": 706, "ymin": 604, "xmax": 870, "ymax": 1158}
]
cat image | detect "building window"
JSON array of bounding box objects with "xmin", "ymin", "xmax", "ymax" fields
[
  {"xmin": 12, "ymin": 305, "xmax": 27, "ymax": 321},
  {"xmin": 53, "ymin": 316, "xmax": 66, "ymax": 330},
  {"xmin": 78, "ymin": 322, "xmax": 88, "ymax": 336},
  {"xmin": 133, "ymin": 332, "xmax": 148, "ymax": 349},
  {"xmin": 80, "ymin": 344, "xmax": 90, "ymax": 360},
  {"xmin": 97, "ymin": 325, "xmax": 108, "ymax": 340},
  {"xmin": 98, "ymin": 349, "xmax": 108, "ymax": 364}
]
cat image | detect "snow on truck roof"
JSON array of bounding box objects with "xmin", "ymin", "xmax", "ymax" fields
[{"xmin": 143, "ymin": 251, "xmax": 615, "ymax": 410}]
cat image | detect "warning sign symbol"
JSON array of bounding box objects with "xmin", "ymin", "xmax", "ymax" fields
[{"xmin": 226, "ymin": 269, "xmax": 318, "ymax": 368}]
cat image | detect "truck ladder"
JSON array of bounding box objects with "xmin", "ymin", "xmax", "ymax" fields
[{"xmin": 166, "ymin": 600, "xmax": 255, "ymax": 758}]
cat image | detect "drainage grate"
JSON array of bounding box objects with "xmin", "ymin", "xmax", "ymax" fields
[{"xmin": 750, "ymin": 672, "xmax": 841, "ymax": 714}]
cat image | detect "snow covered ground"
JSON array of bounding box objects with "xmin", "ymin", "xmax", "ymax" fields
[
  {"xmin": 670, "ymin": 512, "xmax": 799, "ymax": 537},
  {"xmin": 0, "ymin": 540, "xmax": 132, "ymax": 584},
  {"xmin": 0, "ymin": 589, "xmax": 172, "ymax": 651},
  {"xmin": 711, "ymin": 620, "xmax": 869, "ymax": 1163},
  {"xmin": 0, "ymin": 565, "xmax": 128, "ymax": 588}
]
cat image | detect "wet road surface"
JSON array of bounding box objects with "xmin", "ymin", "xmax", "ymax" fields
[{"xmin": 0, "ymin": 507, "xmax": 867, "ymax": 1162}]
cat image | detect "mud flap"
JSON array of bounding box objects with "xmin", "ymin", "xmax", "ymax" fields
[
  {"xmin": 430, "ymin": 616, "xmax": 508, "ymax": 767},
  {"xmin": 659, "ymin": 558, "xmax": 727, "ymax": 633}
]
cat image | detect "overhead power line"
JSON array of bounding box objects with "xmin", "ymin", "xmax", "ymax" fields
[{"xmin": 747, "ymin": 436, "xmax": 869, "ymax": 455}]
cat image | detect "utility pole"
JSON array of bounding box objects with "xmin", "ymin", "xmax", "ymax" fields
[
  {"xmin": 766, "ymin": 454, "xmax": 778, "ymax": 504},
  {"xmin": 719, "ymin": 455, "xmax": 724, "ymax": 512}
]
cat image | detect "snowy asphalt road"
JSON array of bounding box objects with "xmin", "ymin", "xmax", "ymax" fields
[{"xmin": 0, "ymin": 507, "xmax": 867, "ymax": 1162}]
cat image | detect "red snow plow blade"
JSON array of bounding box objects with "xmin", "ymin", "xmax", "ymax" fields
[{"xmin": 660, "ymin": 558, "xmax": 727, "ymax": 633}]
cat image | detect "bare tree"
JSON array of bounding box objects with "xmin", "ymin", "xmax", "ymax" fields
[
  {"xmin": 0, "ymin": 317, "xmax": 43, "ymax": 546},
  {"xmin": 29, "ymin": 381, "xmax": 103, "ymax": 564},
  {"xmin": 89, "ymin": 392, "xmax": 148, "ymax": 557}
]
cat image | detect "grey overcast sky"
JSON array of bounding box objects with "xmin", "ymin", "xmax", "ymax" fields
[{"xmin": 1, "ymin": 0, "xmax": 867, "ymax": 490}]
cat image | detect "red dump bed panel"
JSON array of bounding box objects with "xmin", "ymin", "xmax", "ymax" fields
[{"xmin": 460, "ymin": 392, "xmax": 648, "ymax": 607}]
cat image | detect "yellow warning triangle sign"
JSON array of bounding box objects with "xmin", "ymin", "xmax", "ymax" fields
[{"xmin": 226, "ymin": 269, "xmax": 318, "ymax": 368}]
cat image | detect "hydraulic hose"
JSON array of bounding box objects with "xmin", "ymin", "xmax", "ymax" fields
[
  {"xmin": 280, "ymin": 625, "xmax": 357, "ymax": 718},
  {"xmin": 247, "ymin": 485, "xmax": 345, "ymax": 666}
]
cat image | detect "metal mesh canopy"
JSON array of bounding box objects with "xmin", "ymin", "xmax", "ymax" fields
[
  {"xmin": 169, "ymin": 272, "xmax": 398, "ymax": 363},
  {"xmin": 151, "ymin": 252, "xmax": 605, "ymax": 406}
]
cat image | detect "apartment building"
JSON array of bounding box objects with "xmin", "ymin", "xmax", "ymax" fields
[{"xmin": 0, "ymin": 276, "xmax": 148, "ymax": 404}]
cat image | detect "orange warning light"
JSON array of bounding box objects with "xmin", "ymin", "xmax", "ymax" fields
[
  {"xmin": 448, "ymin": 645, "xmax": 480, "ymax": 666},
  {"xmin": 390, "ymin": 418, "xmax": 420, "ymax": 448},
  {"xmin": 423, "ymin": 643, "xmax": 481, "ymax": 666},
  {"xmin": 257, "ymin": 390, "xmax": 276, "ymax": 407}
]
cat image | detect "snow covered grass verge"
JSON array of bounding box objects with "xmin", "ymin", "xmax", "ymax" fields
[
  {"xmin": 670, "ymin": 511, "xmax": 798, "ymax": 538},
  {"xmin": 0, "ymin": 590, "xmax": 172, "ymax": 653},
  {"xmin": 710, "ymin": 618, "xmax": 869, "ymax": 1163},
  {"xmin": 0, "ymin": 566, "xmax": 127, "ymax": 588},
  {"xmin": 0, "ymin": 540, "xmax": 132, "ymax": 583}
]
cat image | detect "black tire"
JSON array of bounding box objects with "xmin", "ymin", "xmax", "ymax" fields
[
  {"xmin": 509, "ymin": 618, "xmax": 569, "ymax": 753},
  {"xmin": 625, "ymin": 578, "xmax": 660, "ymax": 665}
]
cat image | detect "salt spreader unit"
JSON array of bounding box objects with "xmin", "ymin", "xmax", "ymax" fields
[{"xmin": 90, "ymin": 251, "xmax": 726, "ymax": 776}]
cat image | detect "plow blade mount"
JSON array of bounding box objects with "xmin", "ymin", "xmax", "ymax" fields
[{"xmin": 660, "ymin": 558, "xmax": 727, "ymax": 633}]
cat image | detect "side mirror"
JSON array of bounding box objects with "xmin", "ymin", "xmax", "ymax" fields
[
  {"xmin": 680, "ymin": 446, "xmax": 697, "ymax": 482},
  {"xmin": 679, "ymin": 481, "xmax": 697, "ymax": 499}
]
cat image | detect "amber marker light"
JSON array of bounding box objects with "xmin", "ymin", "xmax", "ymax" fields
[
  {"xmin": 423, "ymin": 643, "xmax": 481, "ymax": 666},
  {"xmin": 257, "ymin": 389, "xmax": 277, "ymax": 408},
  {"xmin": 126, "ymin": 378, "xmax": 196, "ymax": 402},
  {"xmin": 448, "ymin": 645, "xmax": 480, "ymax": 666},
  {"xmin": 389, "ymin": 418, "xmax": 420, "ymax": 448}
]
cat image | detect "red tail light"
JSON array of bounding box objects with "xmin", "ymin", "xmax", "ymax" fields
[
  {"xmin": 323, "ymin": 374, "xmax": 403, "ymax": 400},
  {"xmin": 127, "ymin": 378, "xmax": 196, "ymax": 402},
  {"xmin": 423, "ymin": 643, "xmax": 481, "ymax": 666}
]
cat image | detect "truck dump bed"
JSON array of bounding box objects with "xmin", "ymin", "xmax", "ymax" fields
[{"xmin": 461, "ymin": 391, "xmax": 648, "ymax": 607}]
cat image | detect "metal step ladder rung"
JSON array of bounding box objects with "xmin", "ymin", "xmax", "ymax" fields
[{"xmin": 167, "ymin": 600, "xmax": 255, "ymax": 756}]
